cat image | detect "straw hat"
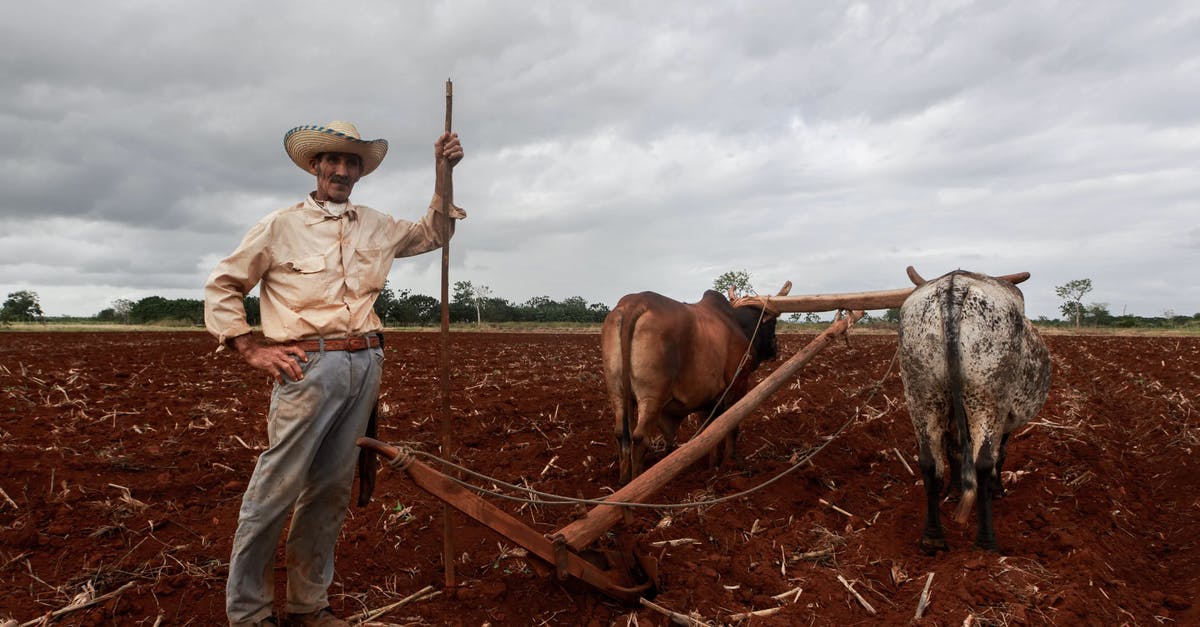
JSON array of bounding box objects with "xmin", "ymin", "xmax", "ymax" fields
[{"xmin": 284, "ymin": 121, "xmax": 389, "ymax": 176}]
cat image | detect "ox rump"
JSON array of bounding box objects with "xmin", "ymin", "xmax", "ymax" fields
[
  {"xmin": 898, "ymin": 268, "xmax": 1051, "ymax": 554},
  {"xmin": 601, "ymin": 283, "xmax": 791, "ymax": 484}
]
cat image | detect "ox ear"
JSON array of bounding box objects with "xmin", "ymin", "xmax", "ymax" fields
[
  {"xmin": 776, "ymin": 281, "xmax": 792, "ymax": 297},
  {"xmin": 906, "ymin": 265, "xmax": 926, "ymax": 286}
]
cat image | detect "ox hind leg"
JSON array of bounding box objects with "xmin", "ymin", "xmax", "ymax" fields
[
  {"xmin": 628, "ymin": 398, "xmax": 669, "ymax": 481},
  {"xmin": 916, "ymin": 435, "xmax": 950, "ymax": 555},
  {"xmin": 990, "ymin": 432, "xmax": 1011, "ymax": 497},
  {"xmin": 691, "ymin": 404, "xmax": 741, "ymax": 473},
  {"xmin": 612, "ymin": 397, "xmax": 635, "ymax": 485},
  {"xmin": 615, "ymin": 423, "xmax": 633, "ymax": 486},
  {"xmin": 712, "ymin": 422, "xmax": 742, "ymax": 474},
  {"xmin": 973, "ymin": 436, "xmax": 1000, "ymax": 552}
]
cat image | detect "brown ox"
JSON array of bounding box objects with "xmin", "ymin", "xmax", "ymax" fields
[
  {"xmin": 601, "ymin": 284, "xmax": 790, "ymax": 484},
  {"xmin": 898, "ymin": 267, "xmax": 1051, "ymax": 553}
]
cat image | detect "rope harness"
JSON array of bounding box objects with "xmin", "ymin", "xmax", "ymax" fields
[{"xmin": 387, "ymin": 342, "xmax": 901, "ymax": 511}]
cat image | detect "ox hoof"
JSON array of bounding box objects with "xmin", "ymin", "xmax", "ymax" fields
[
  {"xmin": 974, "ymin": 539, "xmax": 1000, "ymax": 553},
  {"xmin": 919, "ymin": 535, "xmax": 949, "ymax": 556}
]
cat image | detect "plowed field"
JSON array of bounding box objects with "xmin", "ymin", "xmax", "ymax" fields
[{"xmin": 1, "ymin": 330, "xmax": 1197, "ymax": 625}]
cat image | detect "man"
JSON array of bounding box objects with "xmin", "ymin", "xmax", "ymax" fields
[{"xmin": 204, "ymin": 120, "xmax": 465, "ymax": 626}]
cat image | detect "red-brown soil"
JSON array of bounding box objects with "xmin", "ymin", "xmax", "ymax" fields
[{"xmin": 1, "ymin": 330, "xmax": 1197, "ymax": 625}]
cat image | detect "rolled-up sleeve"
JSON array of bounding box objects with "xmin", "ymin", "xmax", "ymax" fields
[
  {"xmin": 390, "ymin": 193, "xmax": 466, "ymax": 258},
  {"xmin": 204, "ymin": 219, "xmax": 273, "ymax": 348}
]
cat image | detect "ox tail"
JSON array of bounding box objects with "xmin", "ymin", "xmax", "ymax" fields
[
  {"xmin": 945, "ymin": 272, "xmax": 977, "ymax": 524},
  {"xmin": 616, "ymin": 304, "xmax": 646, "ymax": 457}
]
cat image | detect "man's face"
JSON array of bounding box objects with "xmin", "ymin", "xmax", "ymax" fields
[{"xmin": 311, "ymin": 152, "xmax": 363, "ymax": 203}]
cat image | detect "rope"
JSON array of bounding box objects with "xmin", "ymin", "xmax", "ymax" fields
[{"xmin": 385, "ymin": 346, "xmax": 901, "ymax": 511}]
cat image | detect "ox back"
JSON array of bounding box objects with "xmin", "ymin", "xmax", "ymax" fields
[
  {"xmin": 601, "ymin": 290, "xmax": 778, "ymax": 484},
  {"xmin": 898, "ymin": 270, "xmax": 1051, "ymax": 553}
]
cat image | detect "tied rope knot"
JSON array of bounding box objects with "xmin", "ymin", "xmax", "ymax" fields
[
  {"xmin": 729, "ymin": 295, "xmax": 782, "ymax": 318},
  {"xmin": 387, "ymin": 445, "xmax": 416, "ymax": 470}
]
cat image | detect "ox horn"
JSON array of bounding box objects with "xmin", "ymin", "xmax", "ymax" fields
[
  {"xmin": 998, "ymin": 271, "xmax": 1031, "ymax": 285},
  {"xmin": 908, "ymin": 264, "xmax": 1031, "ymax": 287},
  {"xmin": 776, "ymin": 280, "xmax": 793, "ymax": 297},
  {"xmin": 906, "ymin": 265, "xmax": 926, "ymax": 286},
  {"xmin": 728, "ymin": 286, "xmax": 737, "ymax": 301}
]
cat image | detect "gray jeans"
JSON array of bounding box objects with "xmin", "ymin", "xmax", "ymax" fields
[{"xmin": 226, "ymin": 345, "xmax": 383, "ymax": 625}]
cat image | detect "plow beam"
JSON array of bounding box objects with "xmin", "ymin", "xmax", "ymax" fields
[
  {"xmin": 356, "ymin": 438, "xmax": 653, "ymax": 603},
  {"xmin": 556, "ymin": 309, "xmax": 865, "ymax": 552}
]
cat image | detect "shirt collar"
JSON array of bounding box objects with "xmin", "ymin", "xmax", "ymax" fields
[{"xmin": 302, "ymin": 193, "xmax": 358, "ymax": 225}]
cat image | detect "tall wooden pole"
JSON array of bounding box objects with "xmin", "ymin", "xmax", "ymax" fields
[{"xmin": 438, "ymin": 78, "xmax": 456, "ymax": 588}]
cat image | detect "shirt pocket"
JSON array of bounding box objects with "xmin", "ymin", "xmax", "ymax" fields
[
  {"xmin": 346, "ymin": 247, "xmax": 393, "ymax": 297},
  {"xmin": 284, "ymin": 254, "xmax": 326, "ymax": 274},
  {"xmin": 275, "ymin": 253, "xmax": 332, "ymax": 309}
]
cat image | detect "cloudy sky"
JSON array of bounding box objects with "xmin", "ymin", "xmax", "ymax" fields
[{"xmin": 3, "ymin": 1, "xmax": 1198, "ymax": 321}]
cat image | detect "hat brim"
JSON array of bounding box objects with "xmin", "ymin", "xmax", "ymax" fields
[{"xmin": 284, "ymin": 125, "xmax": 388, "ymax": 176}]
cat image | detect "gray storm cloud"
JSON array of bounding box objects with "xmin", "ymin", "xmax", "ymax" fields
[{"xmin": 1, "ymin": 1, "xmax": 1197, "ymax": 319}]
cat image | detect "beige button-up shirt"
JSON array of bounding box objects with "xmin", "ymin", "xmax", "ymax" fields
[{"xmin": 204, "ymin": 193, "xmax": 465, "ymax": 346}]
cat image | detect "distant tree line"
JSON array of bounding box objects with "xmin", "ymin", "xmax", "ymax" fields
[
  {"xmin": 372, "ymin": 280, "xmax": 610, "ymax": 325},
  {"xmin": 2, "ymin": 273, "xmax": 1197, "ymax": 330},
  {"xmin": 856, "ymin": 306, "xmax": 1199, "ymax": 330},
  {"xmin": 0, "ymin": 283, "xmax": 608, "ymax": 327},
  {"xmin": 94, "ymin": 296, "xmax": 235, "ymax": 326},
  {"xmin": 90, "ymin": 286, "xmax": 609, "ymax": 327}
]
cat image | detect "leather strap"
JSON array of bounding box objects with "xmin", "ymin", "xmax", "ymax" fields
[{"xmin": 294, "ymin": 335, "xmax": 381, "ymax": 352}]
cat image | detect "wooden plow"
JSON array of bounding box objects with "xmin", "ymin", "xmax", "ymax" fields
[{"xmin": 357, "ymin": 267, "xmax": 1032, "ymax": 602}]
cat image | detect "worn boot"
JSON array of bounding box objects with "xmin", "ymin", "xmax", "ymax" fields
[{"xmin": 283, "ymin": 607, "xmax": 348, "ymax": 627}]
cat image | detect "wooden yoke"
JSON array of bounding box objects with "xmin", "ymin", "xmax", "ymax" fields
[{"xmin": 738, "ymin": 267, "xmax": 1033, "ymax": 314}]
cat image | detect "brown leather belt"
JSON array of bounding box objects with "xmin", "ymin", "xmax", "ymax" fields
[{"xmin": 294, "ymin": 335, "xmax": 381, "ymax": 352}]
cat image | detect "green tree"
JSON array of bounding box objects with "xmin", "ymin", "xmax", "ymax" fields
[
  {"xmin": 1084, "ymin": 302, "xmax": 1113, "ymax": 326},
  {"xmin": 713, "ymin": 270, "xmax": 754, "ymax": 297},
  {"xmin": 559, "ymin": 296, "xmax": 591, "ymax": 322},
  {"xmin": 588, "ymin": 301, "xmax": 611, "ymax": 322},
  {"xmin": 242, "ymin": 296, "xmax": 261, "ymax": 326},
  {"xmin": 452, "ymin": 280, "xmax": 475, "ymax": 305},
  {"xmin": 0, "ymin": 290, "xmax": 44, "ymax": 323},
  {"xmin": 472, "ymin": 284, "xmax": 492, "ymax": 324},
  {"xmin": 1055, "ymin": 279, "xmax": 1093, "ymax": 327},
  {"xmin": 394, "ymin": 291, "xmax": 439, "ymax": 325},
  {"xmin": 373, "ymin": 281, "xmax": 398, "ymax": 324},
  {"xmin": 787, "ymin": 312, "xmax": 823, "ymax": 324},
  {"xmin": 128, "ymin": 296, "xmax": 203, "ymax": 325},
  {"xmin": 112, "ymin": 298, "xmax": 134, "ymax": 324},
  {"xmin": 453, "ymin": 281, "xmax": 493, "ymax": 324},
  {"xmin": 883, "ymin": 307, "xmax": 901, "ymax": 323}
]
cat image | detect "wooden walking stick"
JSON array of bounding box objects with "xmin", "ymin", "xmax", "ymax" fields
[{"xmin": 438, "ymin": 78, "xmax": 456, "ymax": 588}]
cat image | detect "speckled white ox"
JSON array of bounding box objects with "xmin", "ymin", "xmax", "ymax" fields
[{"xmin": 898, "ymin": 267, "xmax": 1051, "ymax": 554}]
